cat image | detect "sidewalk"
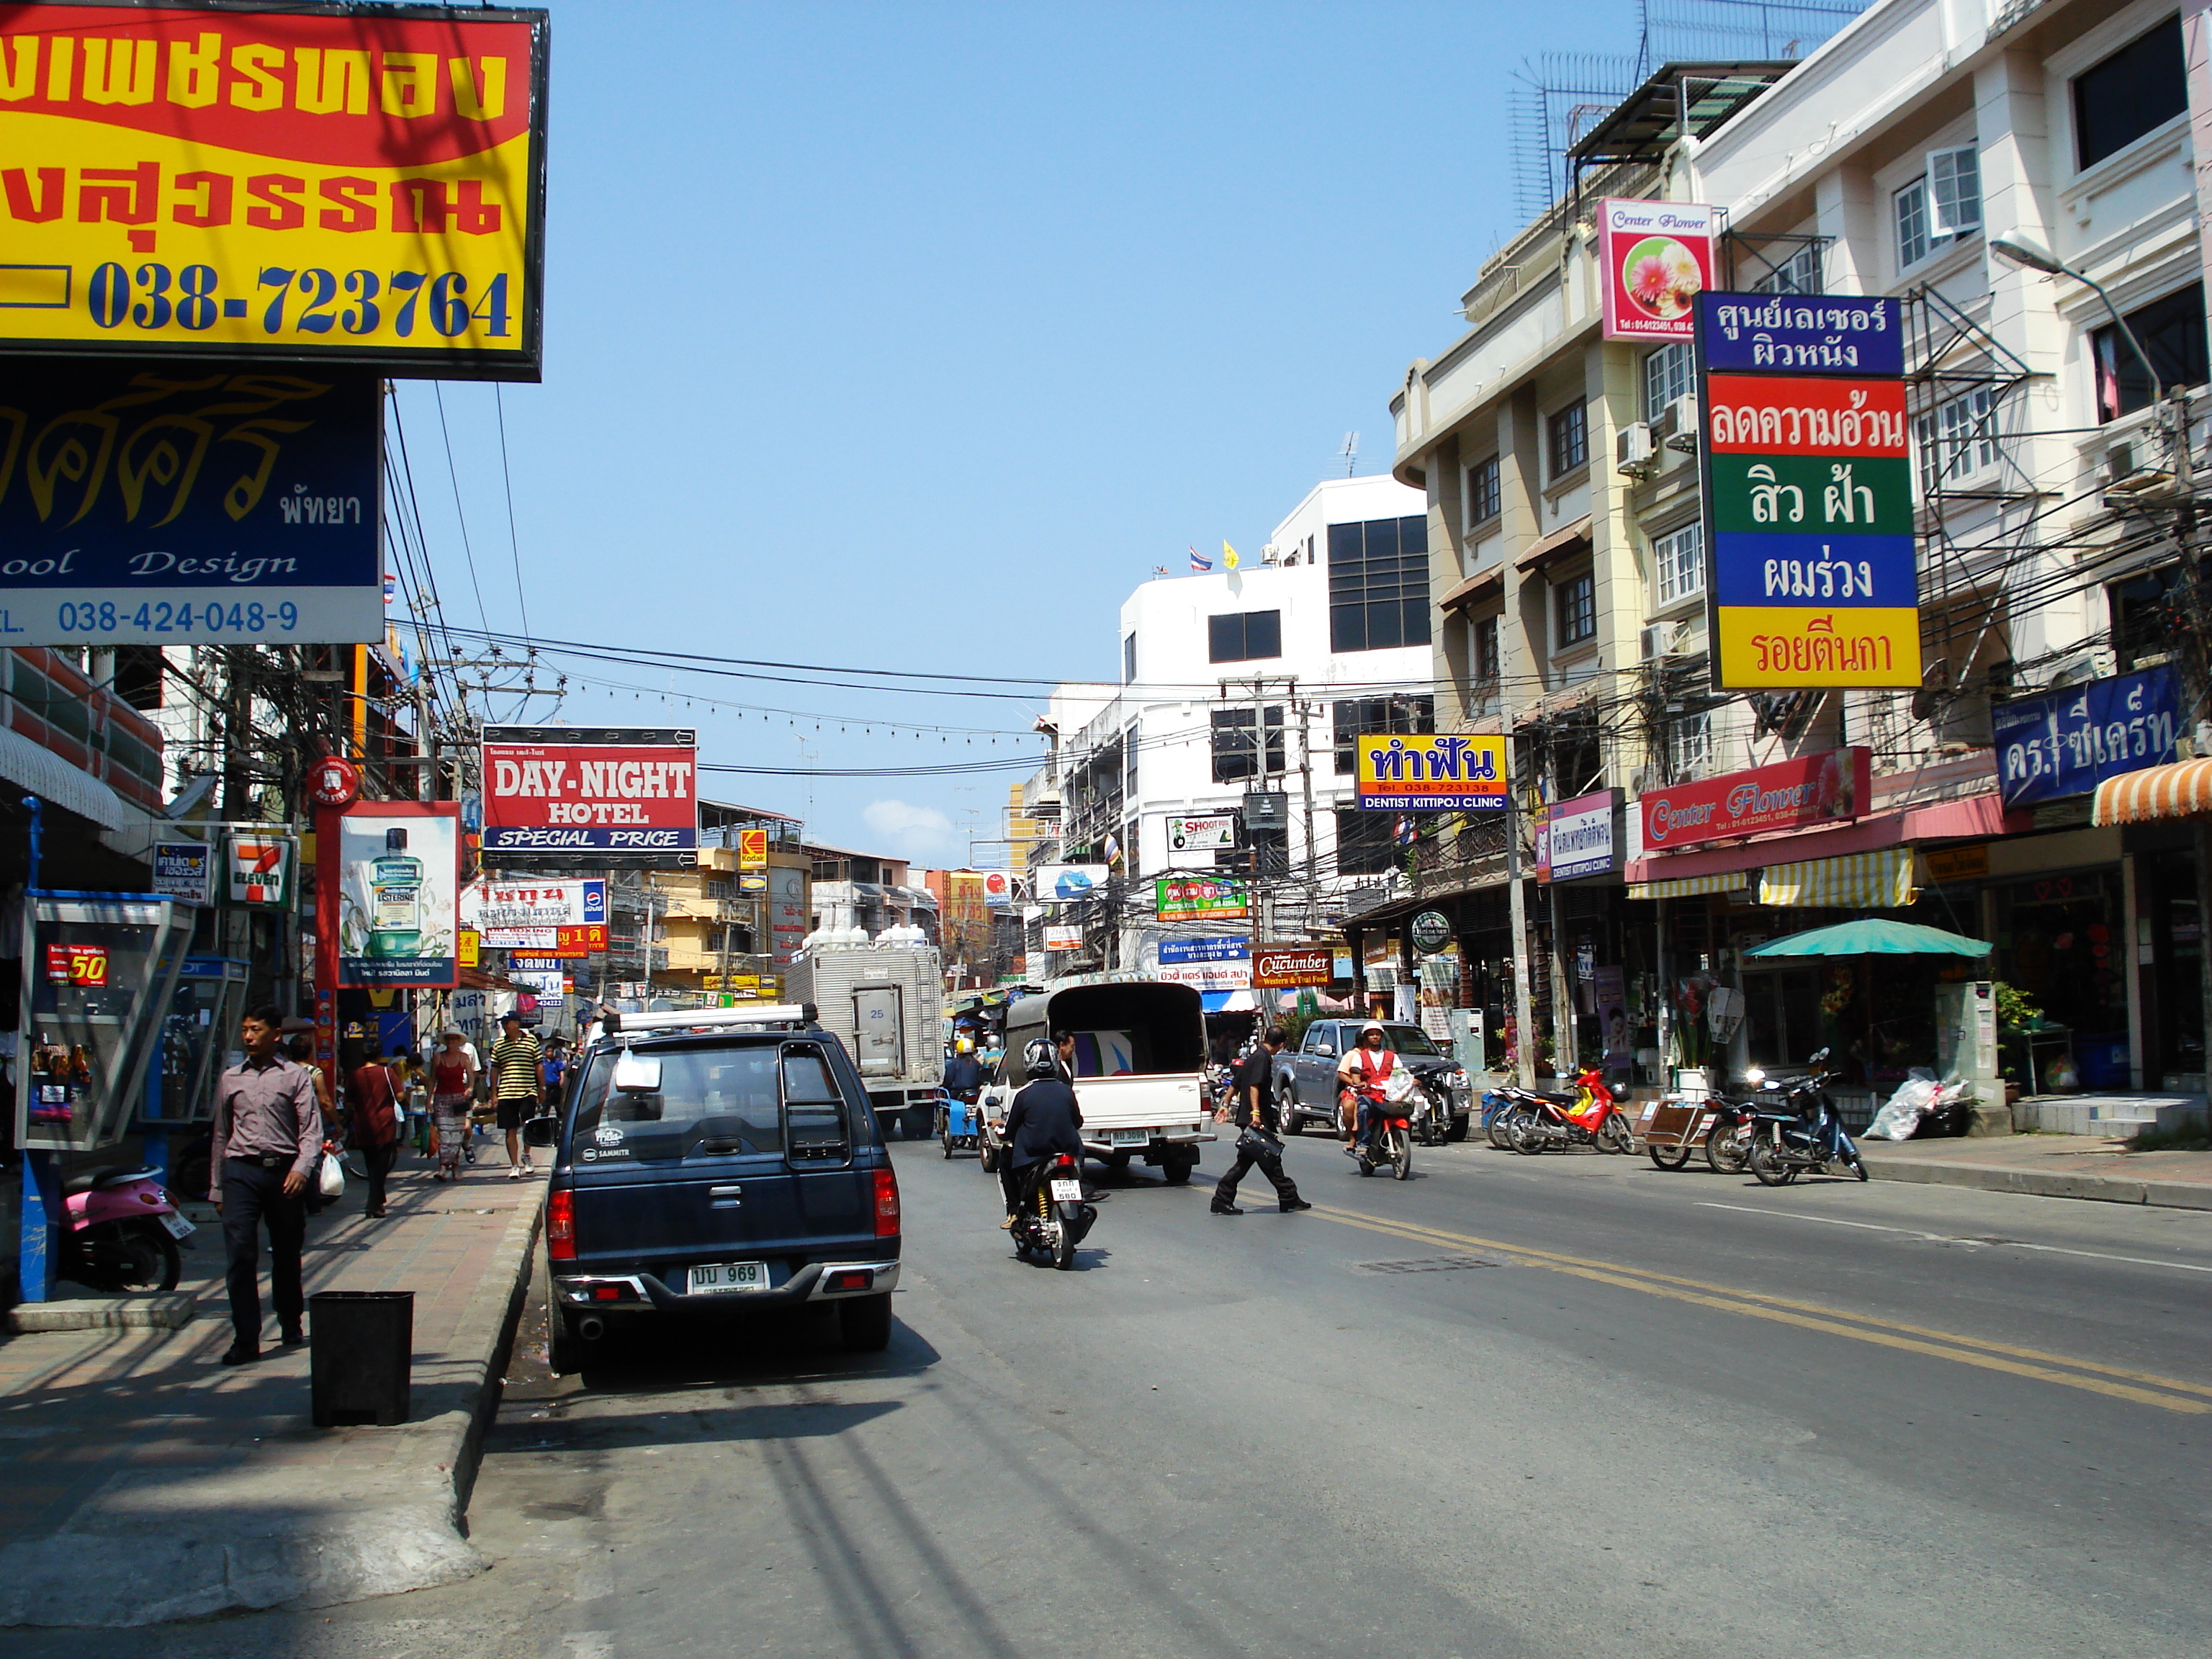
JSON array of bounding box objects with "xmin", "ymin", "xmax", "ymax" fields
[
  {"xmin": 1858, "ymin": 1132, "xmax": 2212, "ymax": 1210},
  {"xmin": 0, "ymin": 1146, "xmax": 544, "ymax": 1627}
]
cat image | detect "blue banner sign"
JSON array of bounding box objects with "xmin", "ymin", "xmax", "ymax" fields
[
  {"xmin": 1159, "ymin": 936, "xmax": 1250, "ymax": 964},
  {"xmin": 0, "ymin": 357, "xmax": 382, "ymax": 647},
  {"xmin": 1695, "ymin": 292, "xmax": 1905, "ymax": 377},
  {"xmin": 1993, "ymin": 665, "xmax": 2181, "ymax": 807}
]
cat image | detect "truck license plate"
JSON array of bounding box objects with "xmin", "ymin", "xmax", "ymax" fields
[
  {"xmin": 1050, "ymin": 1179, "xmax": 1084, "ymax": 1202},
  {"xmin": 1110, "ymin": 1129, "xmax": 1148, "ymax": 1146},
  {"xmin": 687, "ymin": 1261, "xmax": 766, "ymax": 1295}
]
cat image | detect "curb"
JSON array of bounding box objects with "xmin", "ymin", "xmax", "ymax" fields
[
  {"xmin": 1863, "ymin": 1155, "xmax": 2212, "ymax": 1211},
  {"xmin": 0, "ymin": 1187, "xmax": 546, "ymax": 1628}
]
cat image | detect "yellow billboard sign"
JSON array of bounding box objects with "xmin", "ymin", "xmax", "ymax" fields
[
  {"xmin": 1354, "ymin": 734, "xmax": 1508, "ymax": 811},
  {"xmin": 0, "ymin": 3, "xmax": 548, "ymax": 379}
]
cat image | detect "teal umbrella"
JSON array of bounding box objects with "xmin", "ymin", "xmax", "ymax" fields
[{"xmin": 1743, "ymin": 918, "xmax": 1991, "ymax": 958}]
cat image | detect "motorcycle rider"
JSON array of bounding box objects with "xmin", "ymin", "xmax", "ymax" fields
[
  {"xmin": 998, "ymin": 1035, "xmax": 1084, "ymax": 1231},
  {"xmin": 1336, "ymin": 1021, "xmax": 1397, "ymax": 1161},
  {"xmin": 1211, "ymin": 1028, "xmax": 1310, "ymax": 1215},
  {"xmin": 943, "ymin": 1038, "xmax": 984, "ymax": 1101}
]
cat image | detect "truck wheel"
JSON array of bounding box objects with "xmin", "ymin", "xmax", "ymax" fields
[
  {"xmin": 979, "ymin": 1144, "xmax": 997, "ymax": 1174},
  {"xmin": 839, "ymin": 1292, "xmax": 894, "ymax": 1352},
  {"xmin": 1161, "ymin": 1154, "xmax": 1195, "ymax": 1185},
  {"xmin": 1103, "ymin": 1151, "xmax": 1132, "ymax": 1173},
  {"xmin": 547, "ymin": 1305, "xmax": 591, "ymax": 1375},
  {"xmin": 1278, "ymin": 1089, "xmax": 1302, "ymax": 1134},
  {"xmin": 1446, "ymin": 1112, "xmax": 1470, "ymax": 1143}
]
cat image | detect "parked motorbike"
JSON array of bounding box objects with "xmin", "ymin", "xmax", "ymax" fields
[
  {"xmin": 61, "ymin": 1166, "xmax": 192, "ymax": 1292},
  {"xmin": 1701, "ymin": 1091, "xmax": 1761, "ymax": 1174},
  {"xmin": 1747, "ymin": 1051, "xmax": 1867, "ymax": 1184},
  {"xmin": 1410, "ymin": 1072, "xmax": 1458, "ymax": 1147},
  {"xmin": 1507, "ymin": 1068, "xmax": 1633, "ymax": 1155},
  {"xmin": 937, "ymin": 1086, "xmax": 981, "ymax": 1159},
  {"xmin": 1010, "ymin": 1151, "xmax": 1097, "ymax": 1269}
]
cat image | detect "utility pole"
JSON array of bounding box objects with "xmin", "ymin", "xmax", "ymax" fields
[{"xmin": 1504, "ymin": 730, "xmax": 1537, "ymax": 1089}]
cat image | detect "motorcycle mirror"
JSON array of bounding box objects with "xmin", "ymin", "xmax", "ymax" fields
[{"xmin": 1809, "ymin": 1047, "xmax": 1830, "ymax": 1064}]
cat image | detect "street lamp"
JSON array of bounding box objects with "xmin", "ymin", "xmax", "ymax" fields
[{"xmin": 1990, "ymin": 234, "xmax": 2164, "ymax": 415}]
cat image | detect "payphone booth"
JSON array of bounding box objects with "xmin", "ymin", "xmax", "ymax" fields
[{"xmin": 143, "ymin": 957, "xmax": 252, "ymax": 1187}]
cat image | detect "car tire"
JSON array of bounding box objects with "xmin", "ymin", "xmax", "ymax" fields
[
  {"xmin": 979, "ymin": 1144, "xmax": 997, "ymax": 1174},
  {"xmin": 1278, "ymin": 1089, "xmax": 1303, "ymax": 1134},
  {"xmin": 1446, "ymin": 1112, "xmax": 1470, "ymax": 1143},
  {"xmin": 1161, "ymin": 1156, "xmax": 1195, "ymax": 1185},
  {"xmin": 839, "ymin": 1292, "xmax": 894, "ymax": 1352},
  {"xmin": 547, "ymin": 1304, "xmax": 590, "ymax": 1375}
]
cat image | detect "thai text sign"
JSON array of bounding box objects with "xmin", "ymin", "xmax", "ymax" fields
[
  {"xmin": 45, "ymin": 942, "xmax": 109, "ymax": 984},
  {"xmin": 1538, "ymin": 789, "xmax": 1620, "ymax": 883},
  {"xmin": 1252, "ymin": 943, "xmax": 1333, "ymax": 988},
  {"xmin": 0, "ymin": 358, "xmax": 381, "ymax": 646},
  {"xmin": 1354, "ymin": 734, "xmax": 1507, "ymax": 811},
  {"xmin": 1157, "ymin": 935, "xmax": 1249, "ymax": 992},
  {"xmin": 477, "ymin": 923, "xmax": 604, "ymax": 956},
  {"xmin": 1042, "ymin": 923, "xmax": 1083, "ymax": 950},
  {"xmin": 482, "ymin": 727, "xmax": 698, "ymax": 855},
  {"xmin": 0, "ymin": 3, "xmax": 549, "ymax": 378},
  {"xmin": 1639, "ymin": 747, "xmax": 1869, "ymax": 852},
  {"xmin": 1697, "ymin": 294, "xmax": 1905, "ymax": 377},
  {"xmin": 1155, "ymin": 876, "xmax": 1248, "ymax": 921},
  {"xmin": 459, "ymin": 878, "xmax": 606, "ymax": 930},
  {"xmin": 152, "ymin": 840, "xmax": 212, "ymax": 904},
  {"xmin": 1993, "ymin": 664, "xmax": 2181, "ymax": 807},
  {"xmin": 1597, "ymin": 199, "xmax": 1714, "ymax": 342},
  {"xmin": 1698, "ymin": 293, "xmax": 1918, "ymax": 692}
]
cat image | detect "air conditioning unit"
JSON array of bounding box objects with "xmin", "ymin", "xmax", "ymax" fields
[
  {"xmin": 1663, "ymin": 394, "xmax": 1699, "ymax": 452},
  {"xmin": 1617, "ymin": 421, "xmax": 1655, "ymax": 475},
  {"xmin": 1639, "ymin": 619, "xmax": 1689, "ymax": 661}
]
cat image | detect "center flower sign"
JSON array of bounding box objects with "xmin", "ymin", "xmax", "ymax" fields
[{"xmin": 1599, "ymin": 199, "xmax": 1715, "ymax": 341}]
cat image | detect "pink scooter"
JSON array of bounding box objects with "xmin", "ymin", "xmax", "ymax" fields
[{"xmin": 63, "ymin": 1166, "xmax": 193, "ymax": 1292}]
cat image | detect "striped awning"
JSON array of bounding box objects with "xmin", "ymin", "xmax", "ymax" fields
[
  {"xmin": 1758, "ymin": 848, "xmax": 1915, "ymax": 909},
  {"xmin": 2092, "ymin": 758, "xmax": 2212, "ymax": 826},
  {"xmin": 1627, "ymin": 872, "xmax": 1753, "ymax": 901}
]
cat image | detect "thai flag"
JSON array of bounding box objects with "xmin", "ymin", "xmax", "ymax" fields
[{"xmin": 1188, "ymin": 545, "xmax": 1210, "ymax": 572}]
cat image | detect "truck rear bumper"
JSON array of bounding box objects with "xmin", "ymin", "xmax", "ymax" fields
[
  {"xmin": 1081, "ymin": 1127, "xmax": 1217, "ymax": 1154},
  {"xmin": 553, "ymin": 1258, "xmax": 902, "ymax": 1313}
]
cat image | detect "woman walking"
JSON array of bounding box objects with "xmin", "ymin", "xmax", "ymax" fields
[
  {"xmin": 430, "ymin": 1028, "xmax": 478, "ymax": 1182},
  {"xmin": 347, "ymin": 1045, "xmax": 404, "ymax": 1218}
]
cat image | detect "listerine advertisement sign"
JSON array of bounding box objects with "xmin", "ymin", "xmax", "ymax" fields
[{"xmin": 337, "ymin": 804, "xmax": 459, "ymax": 987}]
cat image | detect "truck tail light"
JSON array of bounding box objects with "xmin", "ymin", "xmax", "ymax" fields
[
  {"xmin": 547, "ymin": 1189, "xmax": 576, "ymax": 1261},
  {"xmin": 871, "ymin": 1166, "xmax": 900, "ymax": 1238}
]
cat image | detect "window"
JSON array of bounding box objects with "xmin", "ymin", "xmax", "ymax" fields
[
  {"xmin": 1472, "ymin": 613, "xmax": 1501, "ymax": 684},
  {"xmin": 1328, "ymin": 516, "xmax": 1431, "ymax": 652},
  {"xmin": 2093, "ymin": 282, "xmax": 2209, "ymax": 422},
  {"xmin": 1652, "ymin": 521, "xmax": 1704, "ymax": 607},
  {"xmin": 1554, "ymin": 570, "xmax": 1596, "ymax": 647},
  {"xmin": 1333, "ymin": 695, "xmax": 1434, "ymax": 774},
  {"xmin": 2074, "ymin": 14, "xmax": 2186, "ymax": 170},
  {"xmin": 2111, "ymin": 566, "xmax": 2184, "ymax": 671},
  {"xmin": 1123, "ymin": 724, "xmax": 1138, "ymax": 798},
  {"xmin": 1122, "ymin": 631, "xmax": 1136, "ymax": 683},
  {"xmin": 1465, "ymin": 454, "xmax": 1501, "ymax": 529},
  {"xmin": 1748, "ymin": 242, "xmax": 1822, "ymax": 296},
  {"xmin": 1207, "ymin": 609, "xmax": 1282, "ymax": 663},
  {"xmin": 1643, "ymin": 343, "xmax": 1694, "ymax": 424},
  {"xmin": 1547, "ymin": 400, "xmax": 1587, "ymax": 477},
  {"xmin": 1894, "ymin": 148, "xmax": 1979, "ymax": 270},
  {"xmin": 1914, "ymin": 387, "xmax": 1999, "ymax": 490},
  {"xmin": 1334, "ymin": 809, "xmax": 1397, "ymax": 877},
  {"xmin": 1210, "ymin": 706, "xmax": 1285, "ymax": 783},
  {"xmin": 1665, "ymin": 709, "xmax": 1712, "ymax": 783}
]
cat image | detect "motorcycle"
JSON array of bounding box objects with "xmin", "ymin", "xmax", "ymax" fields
[
  {"xmin": 61, "ymin": 1166, "xmax": 192, "ymax": 1292},
  {"xmin": 1010, "ymin": 1151, "xmax": 1097, "ymax": 1269},
  {"xmin": 1701, "ymin": 1091, "xmax": 1761, "ymax": 1174},
  {"xmin": 1747, "ymin": 1050, "xmax": 1867, "ymax": 1184},
  {"xmin": 937, "ymin": 1086, "xmax": 981, "ymax": 1159},
  {"xmin": 1507, "ymin": 1067, "xmax": 1633, "ymax": 1155},
  {"xmin": 1346, "ymin": 1069, "xmax": 1416, "ymax": 1179},
  {"xmin": 1410, "ymin": 1072, "xmax": 1458, "ymax": 1147}
]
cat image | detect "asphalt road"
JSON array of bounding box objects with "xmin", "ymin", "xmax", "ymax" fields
[{"xmin": 35, "ymin": 1129, "xmax": 2212, "ymax": 1658}]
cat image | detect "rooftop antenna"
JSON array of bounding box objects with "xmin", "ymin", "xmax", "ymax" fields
[{"xmin": 1339, "ymin": 432, "xmax": 1359, "ymax": 477}]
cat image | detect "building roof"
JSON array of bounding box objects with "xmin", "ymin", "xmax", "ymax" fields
[
  {"xmin": 699, "ymin": 799, "xmax": 802, "ymax": 825},
  {"xmin": 1567, "ymin": 62, "xmax": 1799, "ymax": 165}
]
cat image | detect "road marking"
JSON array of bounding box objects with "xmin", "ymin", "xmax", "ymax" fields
[
  {"xmin": 1695, "ymin": 1201, "xmax": 2212, "ymax": 1276},
  {"xmin": 1304, "ymin": 1202, "xmax": 2211, "ymax": 1413}
]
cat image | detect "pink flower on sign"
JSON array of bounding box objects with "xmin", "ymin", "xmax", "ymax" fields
[{"xmin": 1629, "ymin": 255, "xmax": 1673, "ymax": 309}]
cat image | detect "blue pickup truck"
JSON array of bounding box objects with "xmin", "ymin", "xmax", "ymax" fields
[
  {"xmin": 526, "ymin": 1004, "xmax": 902, "ymax": 1373},
  {"xmin": 1271, "ymin": 1018, "xmax": 1473, "ymax": 1138}
]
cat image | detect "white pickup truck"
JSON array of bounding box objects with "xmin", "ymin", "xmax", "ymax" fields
[{"xmin": 979, "ymin": 977, "xmax": 1216, "ymax": 1182}]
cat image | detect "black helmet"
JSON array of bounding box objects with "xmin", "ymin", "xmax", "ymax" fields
[{"xmin": 1023, "ymin": 1037, "xmax": 1059, "ymax": 1079}]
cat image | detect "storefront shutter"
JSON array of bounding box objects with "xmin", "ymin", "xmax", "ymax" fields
[{"xmin": 1626, "ymin": 872, "xmax": 1753, "ymax": 901}]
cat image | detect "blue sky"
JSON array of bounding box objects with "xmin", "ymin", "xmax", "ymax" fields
[{"xmin": 407, "ymin": 0, "xmax": 1622, "ymax": 866}]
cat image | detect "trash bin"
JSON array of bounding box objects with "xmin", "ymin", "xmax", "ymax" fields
[{"xmin": 309, "ymin": 1290, "xmax": 413, "ymax": 1427}]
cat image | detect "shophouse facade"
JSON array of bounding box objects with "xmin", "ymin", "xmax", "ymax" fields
[{"xmin": 1387, "ymin": 0, "xmax": 2212, "ymax": 1098}]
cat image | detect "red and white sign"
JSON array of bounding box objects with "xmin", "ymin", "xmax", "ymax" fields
[
  {"xmin": 460, "ymin": 880, "xmax": 606, "ymax": 930},
  {"xmin": 979, "ymin": 871, "xmax": 1013, "ymax": 907},
  {"xmin": 1638, "ymin": 747, "xmax": 1870, "ymax": 852},
  {"xmin": 482, "ymin": 727, "xmax": 698, "ymax": 855},
  {"xmin": 1252, "ymin": 945, "xmax": 1333, "ymax": 988},
  {"xmin": 1599, "ymin": 198, "xmax": 1716, "ymax": 342},
  {"xmin": 1043, "ymin": 924, "xmax": 1084, "ymax": 951},
  {"xmin": 478, "ymin": 924, "xmax": 607, "ymax": 958},
  {"xmin": 44, "ymin": 943, "xmax": 109, "ymax": 986},
  {"xmin": 306, "ymin": 755, "xmax": 361, "ymax": 809}
]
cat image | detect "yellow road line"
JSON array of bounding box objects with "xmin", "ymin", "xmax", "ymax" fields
[{"xmin": 1307, "ymin": 1203, "xmax": 2209, "ymax": 1415}]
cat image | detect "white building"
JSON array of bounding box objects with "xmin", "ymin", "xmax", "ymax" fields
[{"xmin": 1033, "ymin": 474, "xmax": 1434, "ymax": 974}]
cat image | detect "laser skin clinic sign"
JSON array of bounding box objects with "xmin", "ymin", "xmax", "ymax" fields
[
  {"xmin": 1696, "ymin": 294, "xmax": 1920, "ymax": 691},
  {"xmin": 1598, "ymin": 199, "xmax": 1714, "ymax": 341},
  {"xmin": 482, "ymin": 727, "xmax": 698, "ymax": 858},
  {"xmin": 337, "ymin": 803, "xmax": 457, "ymax": 987},
  {"xmin": 0, "ymin": 358, "xmax": 381, "ymax": 646},
  {"xmin": 0, "ymin": 3, "xmax": 549, "ymax": 378}
]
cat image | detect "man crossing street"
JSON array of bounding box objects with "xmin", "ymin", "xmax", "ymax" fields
[
  {"xmin": 1211, "ymin": 1028, "xmax": 1310, "ymax": 1216},
  {"xmin": 487, "ymin": 1011, "xmax": 545, "ymax": 1179}
]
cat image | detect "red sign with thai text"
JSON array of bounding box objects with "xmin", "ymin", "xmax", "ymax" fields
[
  {"xmin": 45, "ymin": 943, "xmax": 109, "ymax": 985},
  {"xmin": 1638, "ymin": 747, "xmax": 1870, "ymax": 852}
]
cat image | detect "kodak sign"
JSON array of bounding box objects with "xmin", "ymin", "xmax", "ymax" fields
[{"xmin": 0, "ymin": 2, "xmax": 548, "ymax": 378}]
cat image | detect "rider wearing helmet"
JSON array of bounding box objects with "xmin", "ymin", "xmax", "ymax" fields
[
  {"xmin": 1336, "ymin": 1020, "xmax": 1397, "ymax": 1159},
  {"xmin": 998, "ymin": 1033, "xmax": 1085, "ymax": 1229}
]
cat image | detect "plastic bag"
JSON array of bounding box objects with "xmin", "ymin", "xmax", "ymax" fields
[
  {"xmin": 1864, "ymin": 1070, "xmax": 1938, "ymax": 1141},
  {"xmin": 318, "ymin": 1154, "xmax": 346, "ymax": 1199}
]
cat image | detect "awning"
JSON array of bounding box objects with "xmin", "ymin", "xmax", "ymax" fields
[
  {"xmin": 1200, "ymin": 990, "xmax": 1259, "ymax": 1012},
  {"xmin": 1757, "ymin": 848, "xmax": 1915, "ymax": 909},
  {"xmin": 1744, "ymin": 918, "xmax": 1990, "ymax": 958},
  {"xmin": 2092, "ymin": 759, "xmax": 2212, "ymax": 826},
  {"xmin": 0, "ymin": 724, "xmax": 127, "ymax": 831},
  {"xmin": 1514, "ymin": 516, "xmax": 1593, "ymax": 574},
  {"xmin": 1628, "ymin": 871, "xmax": 1752, "ymax": 901},
  {"xmin": 1439, "ymin": 565, "xmax": 1504, "ymax": 611}
]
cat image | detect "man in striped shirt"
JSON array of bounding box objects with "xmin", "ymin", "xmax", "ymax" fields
[{"xmin": 487, "ymin": 1011, "xmax": 546, "ymax": 1179}]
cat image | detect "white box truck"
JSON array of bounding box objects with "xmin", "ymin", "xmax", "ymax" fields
[{"xmin": 786, "ymin": 939, "xmax": 945, "ymax": 1139}]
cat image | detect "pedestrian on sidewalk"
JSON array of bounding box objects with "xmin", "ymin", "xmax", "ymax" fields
[
  {"xmin": 541, "ymin": 1035, "xmax": 570, "ymax": 1111},
  {"xmin": 487, "ymin": 1012, "xmax": 545, "ymax": 1179},
  {"xmin": 1212, "ymin": 1028, "xmax": 1309, "ymax": 1216},
  {"xmin": 211, "ymin": 1006, "xmax": 322, "ymax": 1364},
  {"xmin": 347, "ymin": 1046, "xmax": 404, "ymax": 1218},
  {"xmin": 430, "ymin": 1027, "xmax": 477, "ymax": 1182}
]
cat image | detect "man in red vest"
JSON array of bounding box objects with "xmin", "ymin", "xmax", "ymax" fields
[{"xmin": 1336, "ymin": 1021, "xmax": 1396, "ymax": 1161}]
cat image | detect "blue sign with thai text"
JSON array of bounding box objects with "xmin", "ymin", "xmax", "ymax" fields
[
  {"xmin": 1159, "ymin": 937, "xmax": 1251, "ymax": 964},
  {"xmin": 1696, "ymin": 292, "xmax": 1905, "ymax": 377},
  {"xmin": 1993, "ymin": 665, "xmax": 2181, "ymax": 806}
]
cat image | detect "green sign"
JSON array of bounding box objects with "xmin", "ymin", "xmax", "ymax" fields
[{"xmin": 1411, "ymin": 911, "xmax": 1454, "ymax": 954}]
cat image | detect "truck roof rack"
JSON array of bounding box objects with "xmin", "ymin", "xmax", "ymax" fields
[{"xmin": 605, "ymin": 1003, "xmax": 819, "ymax": 1035}]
